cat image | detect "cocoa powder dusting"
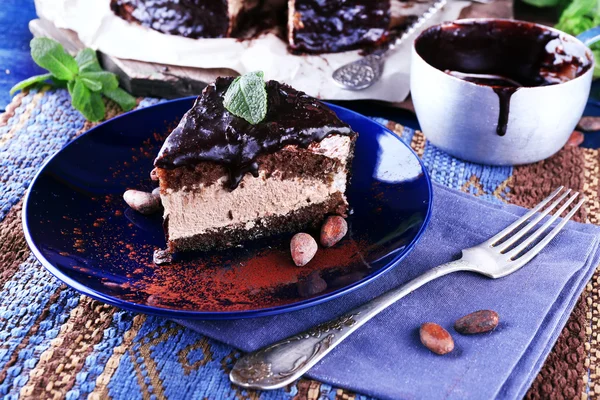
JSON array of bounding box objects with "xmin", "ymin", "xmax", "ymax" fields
[{"xmin": 132, "ymin": 237, "xmax": 367, "ymax": 311}]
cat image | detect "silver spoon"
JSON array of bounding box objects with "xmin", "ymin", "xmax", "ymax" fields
[
  {"xmin": 332, "ymin": 0, "xmax": 447, "ymax": 91},
  {"xmin": 445, "ymin": 70, "xmax": 524, "ymax": 87}
]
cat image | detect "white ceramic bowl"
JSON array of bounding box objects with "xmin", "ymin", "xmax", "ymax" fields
[{"xmin": 411, "ymin": 19, "xmax": 597, "ymax": 165}]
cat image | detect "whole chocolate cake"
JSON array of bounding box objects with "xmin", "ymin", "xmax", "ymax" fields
[{"xmin": 111, "ymin": 0, "xmax": 391, "ymax": 53}]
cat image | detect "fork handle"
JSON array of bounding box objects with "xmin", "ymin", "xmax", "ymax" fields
[{"xmin": 229, "ymin": 259, "xmax": 477, "ymax": 390}]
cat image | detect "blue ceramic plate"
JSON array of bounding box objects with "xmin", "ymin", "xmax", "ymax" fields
[{"xmin": 23, "ymin": 99, "xmax": 432, "ymax": 319}]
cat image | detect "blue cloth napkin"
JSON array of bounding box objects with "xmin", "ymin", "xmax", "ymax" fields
[{"xmin": 178, "ymin": 185, "xmax": 600, "ymax": 399}]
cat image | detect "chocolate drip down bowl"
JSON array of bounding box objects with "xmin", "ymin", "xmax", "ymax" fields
[{"xmin": 410, "ymin": 19, "xmax": 597, "ymax": 165}]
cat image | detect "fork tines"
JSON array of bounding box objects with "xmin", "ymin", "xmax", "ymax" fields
[{"xmin": 488, "ymin": 187, "xmax": 585, "ymax": 261}]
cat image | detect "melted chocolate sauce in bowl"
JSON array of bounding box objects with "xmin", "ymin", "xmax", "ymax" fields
[{"xmin": 410, "ymin": 19, "xmax": 595, "ymax": 165}]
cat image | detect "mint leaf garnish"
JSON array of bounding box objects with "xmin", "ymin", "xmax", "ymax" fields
[
  {"xmin": 103, "ymin": 87, "xmax": 136, "ymax": 112},
  {"xmin": 31, "ymin": 38, "xmax": 78, "ymax": 81},
  {"xmin": 72, "ymin": 79, "xmax": 105, "ymax": 122},
  {"xmin": 75, "ymin": 48, "xmax": 102, "ymax": 72},
  {"xmin": 9, "ymin": 73, "xmax": 53, "ymax": 95},
  {"xmin": 10, "ymin": 38, "xmax": 137, "ymax": 121},
  {"xmin": 80, "ymin": 76, "xmax": 102, "ymax": 92},
  {"xmin": 223, "ymin": 71, "xmax": 268, "ymax": 125},
  {"xmin": 80, "ymin": 71, "xmax": 119, "ymax": 91}
]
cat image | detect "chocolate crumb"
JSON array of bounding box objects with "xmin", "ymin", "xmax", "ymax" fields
[{"xmin": 153, "ymin": 248, "xmax": 173, "ymax": 265}]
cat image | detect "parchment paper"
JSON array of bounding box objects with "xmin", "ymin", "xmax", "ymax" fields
[{"xmin": 34, "ymin": 0, "xmax": 470, "ymax": 101}]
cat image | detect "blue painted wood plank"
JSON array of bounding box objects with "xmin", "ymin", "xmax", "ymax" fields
[{"xmin": 0, "ymin": 0, "xmax": 44, "ymax": 111}]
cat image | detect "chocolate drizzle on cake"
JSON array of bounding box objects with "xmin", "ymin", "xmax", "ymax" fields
[{"xmin": 154, "ymin": 77, "xmax": 353, "ymax": 189}]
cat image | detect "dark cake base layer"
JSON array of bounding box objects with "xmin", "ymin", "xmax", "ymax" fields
[{"xmin": 167, "ymin": 192, "xmax": 347, "ymax": 252}]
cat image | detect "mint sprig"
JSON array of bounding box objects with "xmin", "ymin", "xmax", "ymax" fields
[
  {"xmin": 223, "ymin": 71, "xmax": 268, "ymax": 125},
  {"xmin": 10, "ymin": 38, "xmax": 136, "ymax": 122}
]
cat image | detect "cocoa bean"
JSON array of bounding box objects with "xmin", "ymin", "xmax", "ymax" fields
[
  {"xmin": 290, "ymin": 233, "xmax": 318, "ymax": 266},
  {"xmin": 150, "ymin": 168, "xmax": 159, "ymax": 181},
  {"xmin": 577, "ymin": 116, "xmax": 600, "ymax": 132},
  {"xmin": 454, "ymin": 310, "xmax": 499, "ymax": 334},
  {"xmin": 320, "ymin": 216, "xmax": 348, "ymax": 247},
  {"xmin": 297, "ymin": 271, "xmax": 327, "ymax": 297},
  {"xmin": 565, "ymin": 131, "xmax": 584, "ymax": 147},
  {"xmin": 123, "ymin": 189, "xmax": 161, "ymax": 214},
  {"xmin": 420, "ymin": 322, "xmax": 454, "ymax": 355}
]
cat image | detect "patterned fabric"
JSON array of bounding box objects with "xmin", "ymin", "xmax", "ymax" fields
[{"xmin": 0, "ymin": 89, "xmax": 597, "ymax": 399}]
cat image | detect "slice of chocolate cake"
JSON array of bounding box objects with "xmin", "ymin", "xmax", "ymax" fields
[
  {"xmin": 288, "ymin": 0, "xmax": 391, "ymax": 53},
  {"xmin": 154, "ymin": 75, "xmax": 357, "ymax": 252},
  {"xmin": 110, "ymin": 0, "xmax": 261, "ymax": 38}
]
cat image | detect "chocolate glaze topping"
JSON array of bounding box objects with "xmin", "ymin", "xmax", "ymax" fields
[
  {"xmin": 415, "ymin": 20, "xmax": 592, "ymax": 136},
  {"xmin": 154, "ymin": 77, "xmax": 354, "ymax": 189},
  {"xmin": 110, "ymin": 0, "xmax": 230, "ymax": 38},
  {"xmin": 290, "ymin": 0, "xmax": 390, "ymax": 53}
]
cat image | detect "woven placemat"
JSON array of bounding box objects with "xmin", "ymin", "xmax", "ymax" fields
[{"xmin": 0, "ymin": 89, "xmax": 597, "ymax": 399}]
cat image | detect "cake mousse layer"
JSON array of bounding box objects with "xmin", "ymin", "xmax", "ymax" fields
[
  {"xmin": 154, "ymin": 77, "xmax": 357, "ymax": 252},
  {"xmin": 166, "ymin": 192, "xmax": 347, "ymax": 251},
  {"xmin": 288, "ymin": 0, "xmax": 391, "ymax": 53},
  {"xmin": 110, "ymin": 0, "xmax": 261, "ymax": 38},
  {"xmin": 158, "ymin": 134, "xmax": 353, "ymax": 251}
]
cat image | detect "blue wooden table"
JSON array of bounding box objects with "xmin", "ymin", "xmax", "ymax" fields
[{"xmin": 0, "ymin": 0, "xmax": 44, "ymax": 112}]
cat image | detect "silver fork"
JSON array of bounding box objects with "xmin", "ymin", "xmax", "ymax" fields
[{"xmin": 230, "ymin": 187, "xmax": 585, "ymax": 390}]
